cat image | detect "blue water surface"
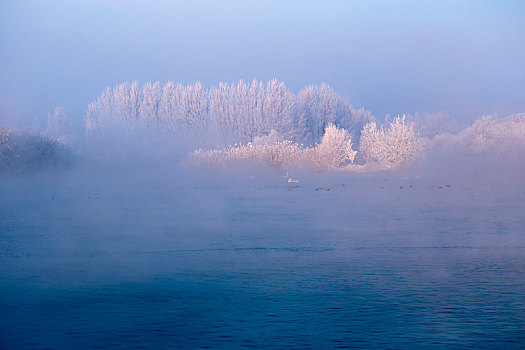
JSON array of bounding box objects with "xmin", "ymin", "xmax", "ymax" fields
[{"xmin": 1, "ymin": 168, "xmax": 524, "ymax": 349}]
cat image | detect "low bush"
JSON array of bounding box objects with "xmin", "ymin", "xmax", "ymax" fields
[
  {"xmin": 190, "ymin": 124, "xmax": 357, "ymax": 171},
  {"xmin": 0, "ymin": 126, "xmax": 74, "ymax": 172}
]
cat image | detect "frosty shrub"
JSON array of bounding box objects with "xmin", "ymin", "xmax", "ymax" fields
[
  {"xmin": 190, "ymin": 124, "xmax": 356, "ymax": 171},
  {"xmin": 459, "ymin": 113, "xmax": 525, "ymax": 154},
  {"xmin": 191, "ymin": 141, "xmax": 303, "ymax": 170},
  {"xmin": 360, "ymin": 115, "xmax": 423, "ymax": 169},
  {"xmin": 0, "ymin": 126, "xmax": 73, "ymax": 172},
  {"xmin": 313, "ymin": 123, "xmax": 356, "ymax": 169}
]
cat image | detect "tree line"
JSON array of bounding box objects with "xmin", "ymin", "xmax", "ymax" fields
[{"xmin": 84, "ymin": 79, "xmax": 375, "ymax": 145}]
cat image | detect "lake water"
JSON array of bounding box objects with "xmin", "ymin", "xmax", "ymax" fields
[{"xmin": 1, "ymin": 164, "xmax": 524, "ymax": 349}]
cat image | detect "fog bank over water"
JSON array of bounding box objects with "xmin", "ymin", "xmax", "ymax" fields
[
  {"xmin": 1, "ymin": 145, "xmax": 524, "ymax": 348},
  {"xmin": 1, "ymin": 0, "xmax": 525, "ymax": 125},
  {"xmin": 1, "ymin": 99, "xmax": 524, "ymax": 348}
]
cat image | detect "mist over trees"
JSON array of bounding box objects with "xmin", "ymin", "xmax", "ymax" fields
[
  {"xmin": 406, "ymin": 112, "xmax": 458, "ymax": 139},
  {"xmin": 459, "ymin": 114, "xmax": 525, "ymax": 152},
  {"xmin": 84, "ymin": 79, "xmax": 375, "ymax": 145},
  {"xmin": 1, "ymin": 79, "xmax": 524, "ymax": 173}
]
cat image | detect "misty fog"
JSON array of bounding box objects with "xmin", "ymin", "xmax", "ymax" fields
[{"xmin": 1, "ymin": 1, "xmax": 524, "ymax": 349}]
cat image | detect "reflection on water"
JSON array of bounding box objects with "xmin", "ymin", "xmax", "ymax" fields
[{"xmin": 1, "ymin": 169, "xmax": 524, "ymax": 348}]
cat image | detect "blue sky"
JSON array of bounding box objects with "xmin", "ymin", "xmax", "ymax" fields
[{"xmin": 1, "ymin": 0, "xmax": 524, "ymax": 125}]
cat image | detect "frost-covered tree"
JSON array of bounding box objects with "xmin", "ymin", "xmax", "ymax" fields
[
  {"xmin": 360, "ymin": 115, "xmax": 423, "ymax": 168},
  {"xmin": 84, "ymin": 102, "xmax": 98, "ymax": 134},
  {"xmin": 177, "ymin": 82, "xmax": 209, "ymax": 133},
  {"xmin": 297, "ymin": 84, "xmax": 337, "ymax": 144},
  {"xmin": 314, "ymin": 123, "xmax": 357, "ymax": 169},
  {"xmin": 208, "ymin": 81, "xmax": 233, "ymax": 139},
  {"xmin": 208, "ymin": 79, "xmax": 296, "ymax": 142},
  {"xmin": 262, "ymin": 79, "xmax": 296, "ymax": 139},
  {"xmin": 46, "ymin": 107, "xmax": 72, "ymax": 141},
  {"xmin": 129, "ymin": 81, "xmax": 141, "ymax": 122},
  {"xmin": 111, "ymin": 82, "xmax": 131, "ymax": 124},
  {"xmin": 139, "ymin": 82, "xmax": 162, "ymax": 127},
  {"xmin": 297, "ymin": 84, "xmax": 374, "ymax": 145},
  {"xmin": 339, "ymin": 106, "xmax": 376, "ymax": 144},
  {"xmin": 459, "ymin": 113, "xmax": 525, "ymax": 153},
  {"xmin": 83, "ymin": 79, "xmax": 373, "ymax": 146},
  {"xmin": 248, "ymin": 79, "xmax": 266, "ymax": 137},
  {"xmin": 159, "ymin": 81, "xmax": 178, "ymax": 131},
  {"xmin": 408, "ymin": 111, "xmax": 458, "ymax": 138},
  {"xmin": 460, "ymin": 115, "xmax": 498, "ymax": 153}
]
